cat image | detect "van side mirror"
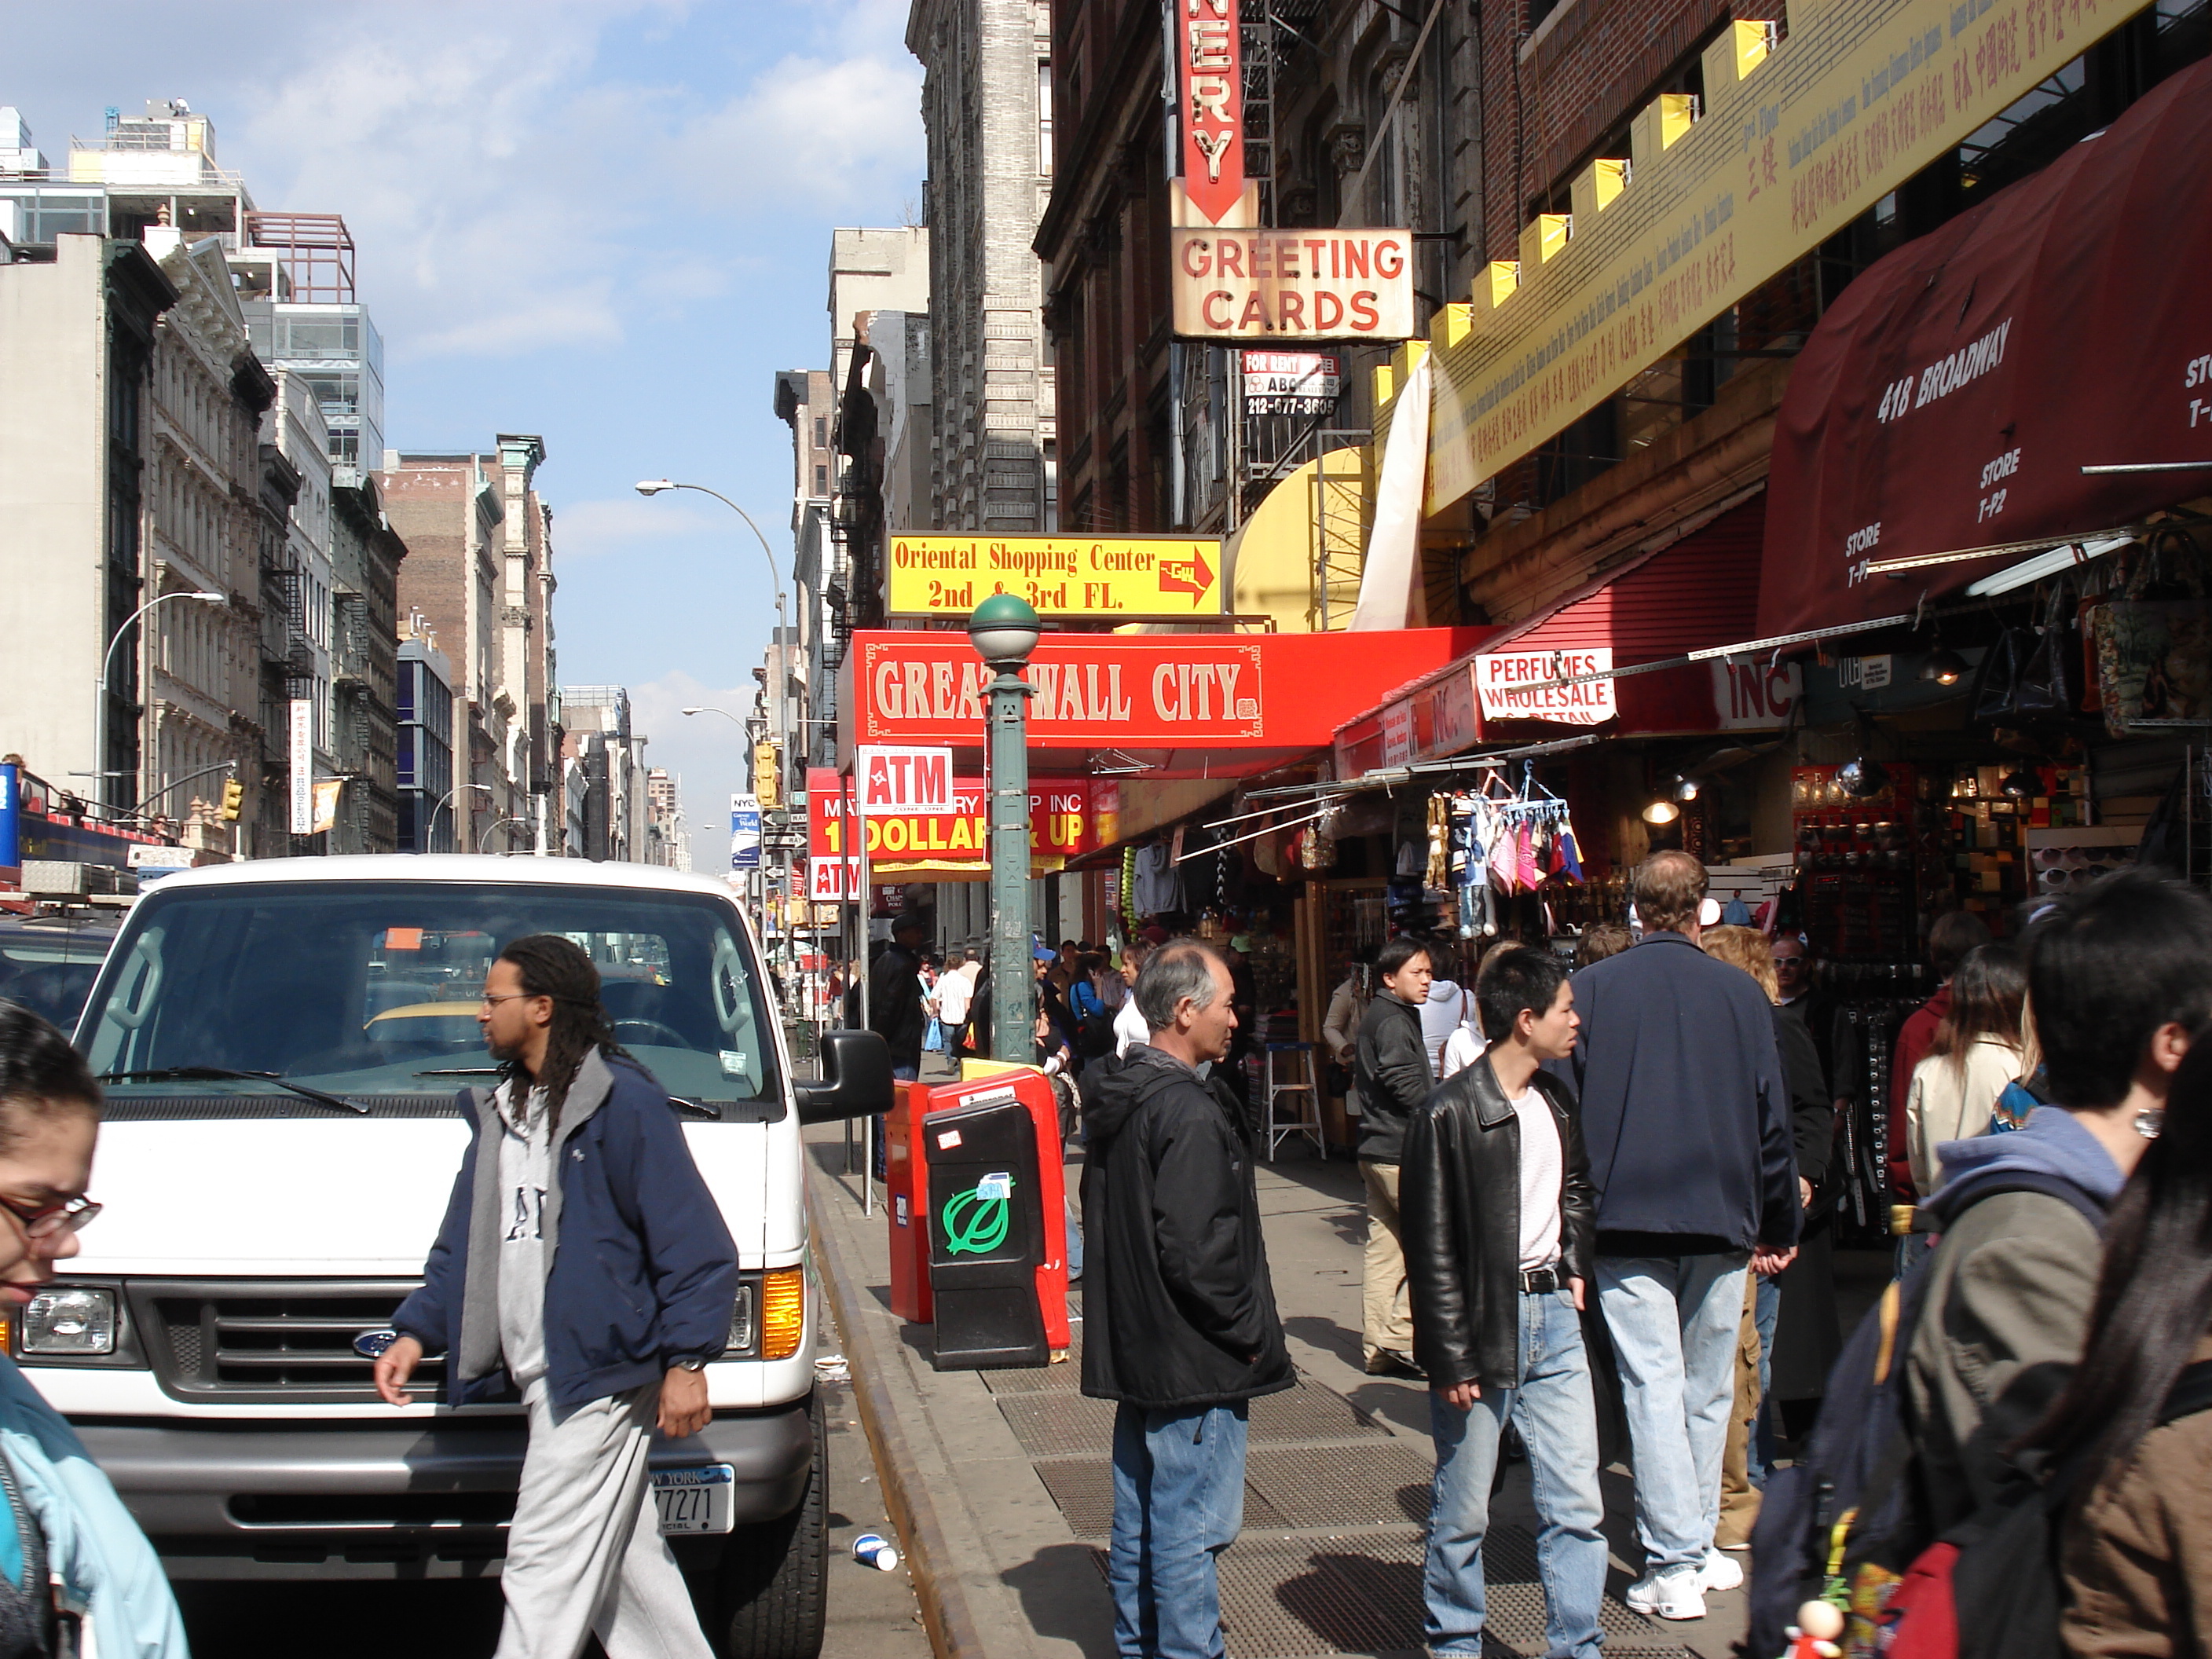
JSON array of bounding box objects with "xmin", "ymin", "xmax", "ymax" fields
[{"xmin": 794, "ymin": 1029, "xmax": 895, "ymax": 1124}]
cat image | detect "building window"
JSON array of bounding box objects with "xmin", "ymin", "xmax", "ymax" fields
[
  {"xmin": 815, "ymin": 417, "xmax": 826, "ymax": 446},
  {"xmin": 815, "ymin": 465, "xmax": 829, "ymax": 496},
  {"xmin": 1038, "ymin": 60, "xmax": 1054, "ymax": 175}
]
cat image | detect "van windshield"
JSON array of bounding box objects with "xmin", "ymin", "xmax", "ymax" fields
[{"xmin": 80, "ymin": 880, "xmax": 779, "ymax": 1118}]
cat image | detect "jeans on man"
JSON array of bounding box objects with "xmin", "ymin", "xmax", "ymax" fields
[
  {"xmin": 1108, "ymin": 1401, "xmax": 1248, "ymax": 1659},
  {"xmin": 1597, "ymin": 1251, "xmax": 1751, "ymax": 1572},
  {"xmin": 1423, "ymin": 1288, "xmax": 1607, "ymax": 1658}
]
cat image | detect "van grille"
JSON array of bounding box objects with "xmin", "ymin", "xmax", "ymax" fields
[{"xmin": 130, "ymin": 1280, "xmax": 445, "ymax": 1404}]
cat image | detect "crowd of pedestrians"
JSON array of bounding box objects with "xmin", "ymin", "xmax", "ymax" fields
[{"xmin": 1077, "ymin": 853, "xmax": 2212, "ymax": 1659}]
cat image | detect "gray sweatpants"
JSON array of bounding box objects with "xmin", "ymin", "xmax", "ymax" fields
[{"xmin": 493, "ymin": 1381, "xmax": 716, "ymax": 1659}]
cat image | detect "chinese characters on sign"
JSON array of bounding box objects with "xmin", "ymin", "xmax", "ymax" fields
[{"xmin": 1241, "ymin": 351, "xmax": 1344, "ymax": 415}]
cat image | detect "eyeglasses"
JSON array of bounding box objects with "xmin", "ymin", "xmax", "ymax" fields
[
  {"xmin": 0, "ymin": 1193, "xmax": 101, "ymax": 1241},
  {"xmin": 479, "ymin": 992, "xmax": 538, "ymax": 1009}
]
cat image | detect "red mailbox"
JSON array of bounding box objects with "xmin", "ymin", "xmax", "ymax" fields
[{"xmin": 884, "ymin": 1080, "xmax": 934, "ymax": 1323}]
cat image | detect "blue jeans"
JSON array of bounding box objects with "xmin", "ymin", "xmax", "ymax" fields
[
  {"xmin": 1109, "ymin": 1401, "xmax": 1248, "ymax": 1659},
  {"xmin": 1597, "ymin": 1251, "xmax": 1750, "ymax": 1572},
  {"xmin": 1425, "ymin": 1288, "xmax": 1607, "ymax": 1657}
]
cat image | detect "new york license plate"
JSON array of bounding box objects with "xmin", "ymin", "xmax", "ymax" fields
[{"xmin": 652, "ymin": 1463, "xmax": 736, "ymax": 1536}]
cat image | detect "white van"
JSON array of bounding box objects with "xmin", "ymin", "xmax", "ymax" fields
[{"xmin": 42, "ymin": 856, "xmax": 888, "ymax": 1659}]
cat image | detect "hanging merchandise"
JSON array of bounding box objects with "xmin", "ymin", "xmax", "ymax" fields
[
  {"xmin": 1426, "ymin": 794, "xmax": 1450, "ymax": 890},
  {"xmin": 1133, "ymin": 837, "xmax": 1186, "ymax": 916},
  {"xmin": 1120, "ymin": 844, "xmax": 1140, "ymax": 936},
  {"xmin": 1441, "ymin": 765, "xmax": 1586, "ymax": 940}
]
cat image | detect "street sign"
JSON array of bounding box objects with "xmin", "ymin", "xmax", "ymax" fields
[
  {"xmin": 1177, "ymin": 0, "xmax": 1243, "ymax": 225},
  {"xmin": 1172, "ymin": 229, "xmax": 1415, "ymax": 340},
  {"xmin": 287, "ymin": 700, "xmax": 313, "ymax": 835},
  {"xmin": 887, "ymin": 536, "xmax": 1222, "ymax": 620},
  {"xmin": 808, "ymin": 767, "xmax": 1097, "ymax": 878},
  {"xmin": 1474, "ymin": 648, "xmax": 1618, "ymax": 726},
  {"xmin": 730, "ymin": 793, "xmax": 761, "ymax": 870},
  {"xmin": 854, "ymin": 745, "xmax": 954, "ymax": 816}
]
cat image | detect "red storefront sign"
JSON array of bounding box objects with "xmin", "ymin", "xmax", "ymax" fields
[
  {"xmin": 806, "ymin": 767, "xmax": 1096, "ymax": 892},
  {"xmin": 849, "ymin": 628, "xmax": 1485, "ymax": 755},
  {"xmin": 1178, "ymin": 0, "xmax": 1243, "ymax": 225},
  {"xmin": 1760, "ymin": 58, "xmax": 2212, "ymax": 637}
]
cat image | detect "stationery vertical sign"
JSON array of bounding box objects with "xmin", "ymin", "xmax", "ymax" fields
[
  {"xmin": 287, "ymin": 699, "xmax": 314, "ymax": 834},
  {"xmin": 1180, "ymin": 0, "xmax": 1242, "ymax": 225}
]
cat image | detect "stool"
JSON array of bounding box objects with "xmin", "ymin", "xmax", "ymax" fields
[{"xmin": 1262, "ymin": 1042, "xmax": 1324, "ymax": 1161}]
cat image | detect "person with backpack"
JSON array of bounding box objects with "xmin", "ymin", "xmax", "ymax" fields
[
  {"xmin": 1903, "ymin": 871, "xmax": 2212, "ymax": 1539},
  {"xmin": 1401, "ymin": 946, "xmax": 1605, "ymax": 1658},
  {"xmin": 1902, "ymin": 943, "xmax": 2033, "ymax": 1203}
]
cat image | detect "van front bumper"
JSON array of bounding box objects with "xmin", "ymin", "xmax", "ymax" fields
[{"xmin": 75, "ymin": 1396, "xmax": 816, "ymax": 1580}]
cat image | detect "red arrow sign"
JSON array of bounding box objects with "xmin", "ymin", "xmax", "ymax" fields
[
  {"xmin": 1159, "ymin": 548, "xmax": 1215, "ymax": 602},
  {"xmin": 1179, "ymin": 0, "xmax": 1243, "ymax": 226}
]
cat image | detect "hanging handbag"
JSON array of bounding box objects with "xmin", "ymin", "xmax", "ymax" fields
[
  {"xmin": 1970, "ymin": 627, "xmax": 2031, "ymax": 722},
  {"xmin": 2012, "ymin": 586, "xmax": 2075, "ymax": 715}
]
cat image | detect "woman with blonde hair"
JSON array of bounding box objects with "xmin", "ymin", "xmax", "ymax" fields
[{"xmin": 1902, "ymin": 941, "xmax": 2031, "ymax": 1199}]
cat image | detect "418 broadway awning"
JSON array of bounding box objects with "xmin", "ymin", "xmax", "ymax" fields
[{"xmin": 1758, "ymin": 54, "xmax": 2212, "ymax": 639}]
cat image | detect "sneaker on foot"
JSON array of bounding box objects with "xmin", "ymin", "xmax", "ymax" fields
[
  {"xmin": 1624, "ymin": 1565, "xmax": 1707, "ymax": 1621},
  {"xmin": 1698, "ymin": 1547, "xmax": 1744, "ymax": 1592}
]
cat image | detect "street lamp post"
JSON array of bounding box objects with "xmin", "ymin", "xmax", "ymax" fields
[
  {"xmin": 427, "ymin": 782, "xmax": 492, "ymax": 853},
  {"xmin": 94, "ymin": 589, "xmax": 225, "ymax": 819},
  {"xmin": 967, "ymin": 595, "xmax": 1043, "ymax": 1064},
  {"xmin": 639, "ymin": 481, "xmax": 793, "ymax": 992},
  {"xmin": 480, "ymin": 815, "xmax": 531, "ymax": 853}
]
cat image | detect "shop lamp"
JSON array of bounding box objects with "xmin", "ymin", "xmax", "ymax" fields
[
  {"xmin": 1668, "ymin": 774, "xmax": 1701, "ymax": 803},
  {"xmin": 1920, "ymin": 647, "xmax": 1968, "ymax": 687},
  {"xmin": 2001, "ymin": 765, "xmax": 2040, "ymax": 799},
  {"xmin": 1837, "ymin": 756, "xmax": 1891, "ymax": 798},
  {"xmin": 966, "ymin": 592, "xmax": 1044, "ymax": 667},
  {"xmin": 1641, "ymin": 798, "xmax": 1681, "ymax": 826}
]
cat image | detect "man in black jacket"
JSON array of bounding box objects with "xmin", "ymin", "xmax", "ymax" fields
[
  {"xmin": 868, "ymin": 913, "xmax": 929, "ymax": 1079},
  {"xmin": 1569, "ymin": 851, "xmax": 1798, "ymax": 1621},
  {"xmin": 1080, "ymin": 937, "xmax": 1294, "ymax": 1659},
  {"xmin": 1353, "ymin": 936, "xmax": 1435, "ymax": 1376},
  {"xmin": 1403, "ymin": 945, "xmax": 1604, "ymax": 1658}
]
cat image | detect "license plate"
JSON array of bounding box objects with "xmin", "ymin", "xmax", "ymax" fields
[{"xmin": 652, "ymin": 1463, "xmax": 735, "ymax": 1536}]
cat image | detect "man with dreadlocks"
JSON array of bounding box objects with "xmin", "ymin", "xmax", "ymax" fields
[{"xmin": 374, "ymin": 933, "xmax": 738, "ymax": 1658}]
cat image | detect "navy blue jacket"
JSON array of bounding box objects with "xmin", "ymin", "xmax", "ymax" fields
[
  {"xmin": 1567, "ymin": 930, "xmax": 1800, "ymax": 1252},
  {"xmin": 394, "ymin": 1049, "xmax": 740, "ymax": 1412}
]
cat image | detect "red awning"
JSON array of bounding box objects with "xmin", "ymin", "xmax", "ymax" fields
[
  {"xmin": 1760, "ymin": 56, "xmax": 2212, "ymax": 639},
  {"xmin": 1482, "ymin": 495, "xmax": 1778, "ymax": 734}
]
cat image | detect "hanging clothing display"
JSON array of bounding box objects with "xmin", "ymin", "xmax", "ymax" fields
[
  {"xmin": 1132, "ymin": 841, "xmax": 1185, "ymax": 916},
  {"xmin": 1438, "ymin": 767, "xmax": 1585, "ymax": 940}
]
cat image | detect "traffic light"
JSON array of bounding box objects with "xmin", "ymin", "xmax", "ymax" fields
[
  {"xmin": 753, "ymin": 742, "xmax": 782, "ymax": 810},
  {"xmin": 219, "ymin": 775, "xmax": 244, "ymax": 822}
]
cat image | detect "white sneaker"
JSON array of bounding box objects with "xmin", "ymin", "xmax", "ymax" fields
[
  {"xmin": 1698, "ymin": 1547, "xmax": 1745, "ymax": 1592},
  {"xmin": 1624, "ymin": 1564, "xmax": 1708, "ymax": 1621}
]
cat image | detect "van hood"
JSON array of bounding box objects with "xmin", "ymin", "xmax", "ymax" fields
[{"xmin": 68, "ymin": 1115, "xmax": 771, "ymax": 1276}]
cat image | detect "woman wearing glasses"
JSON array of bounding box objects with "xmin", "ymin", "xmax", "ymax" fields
[{"xmin": 0, "ymin": 1002, "xmax": 185, "ymax": 1658}]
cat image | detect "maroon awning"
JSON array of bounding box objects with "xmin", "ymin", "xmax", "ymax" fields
[{"xmin": 1759, "ymin": 56, "xmax": 2212, "ymax": 639}]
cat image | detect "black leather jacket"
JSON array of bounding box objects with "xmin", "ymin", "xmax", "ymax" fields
[
  {"xmin": 1353, "ymin": 991, "xmax": 1430, "ymax": 1163},
  {"xmin": 1401, "ymin": 1055, "xmax": 1596, "ymax": 1390}
]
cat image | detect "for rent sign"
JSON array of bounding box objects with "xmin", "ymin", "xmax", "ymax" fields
[
  {"xmin": 1173, "ymin": 229, "xmax": 1415, "ymax": 341},
  {"xmin": 1475, "ymin": 649, "xmax": 1617, "ymax": 726}
]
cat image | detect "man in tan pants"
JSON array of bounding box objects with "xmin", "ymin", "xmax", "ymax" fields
[{"xmin": 1352, "ymin": 938, "xmax": 1437, "ymax": 1375}]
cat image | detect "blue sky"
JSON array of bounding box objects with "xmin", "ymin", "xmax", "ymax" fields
[{"xmin": 6, "ymin": 0, "xmax": 925, "ymax": 859}]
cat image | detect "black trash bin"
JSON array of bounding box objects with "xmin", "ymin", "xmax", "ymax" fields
[{"xmin": 922, "ymin": 1093, "xmax": 1048, "ymax": 1370}]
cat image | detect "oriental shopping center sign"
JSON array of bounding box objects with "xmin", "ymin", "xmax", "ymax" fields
[{"xmin": 1410, "ymin": 0, "xmax": 2157, "ymax": 512}]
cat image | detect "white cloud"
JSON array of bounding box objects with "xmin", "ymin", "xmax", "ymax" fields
[{"xmin": 553, "ymin": 494, "xmax": 719, "ymax": 559}]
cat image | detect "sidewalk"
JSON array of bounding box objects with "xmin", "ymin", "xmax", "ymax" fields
[{"xmin": 808, "ymin": 1114, "xmax": 1758, "ymax": 1659}]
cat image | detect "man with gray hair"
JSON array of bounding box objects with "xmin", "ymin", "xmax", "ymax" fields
[{"xmin": 1079, "ymin": 938, "xmax": 1295, "ymax": 1659}]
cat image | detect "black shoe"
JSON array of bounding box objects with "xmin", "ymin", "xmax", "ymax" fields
[{"xmin": 1364, "ymin": 1350, "xmax": 1426, "ymax": 1380}]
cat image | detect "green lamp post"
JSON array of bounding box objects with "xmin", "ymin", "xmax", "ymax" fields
[{"xmin": 967, "ymin": 593, "xmax": 1044, "ymax": 1063}]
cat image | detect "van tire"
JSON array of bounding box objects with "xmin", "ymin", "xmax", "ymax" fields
[{"xmin": 687, "ymin": 1391, "xmax": 827, "ymax": 1659}]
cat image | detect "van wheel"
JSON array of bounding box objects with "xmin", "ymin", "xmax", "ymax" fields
[{"xmin": 690, "ymin": 1392, "xmax": 827, "ymax": 1659}]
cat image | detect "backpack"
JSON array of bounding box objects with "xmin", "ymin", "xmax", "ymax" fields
[
  {"xmin": 1745, "ymin": 1174, "xmax": 2106, "ymax": 1659},
  {"xmin": 1878, "ymin": 1359, "xmax": 2212, "ymax": 1659},
  {"xmin": 1069, "ymin": 980, "xmax": 1115, "ymax": 1060}
]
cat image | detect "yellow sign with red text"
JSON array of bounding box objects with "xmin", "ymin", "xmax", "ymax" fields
[
  {"xmin": 888, "ymin": 536, "xmax": 1222, "ymax": 619},
  {"xmin": 1419, "ymin": 0, "xmax": 2154, "ymax": 512}
]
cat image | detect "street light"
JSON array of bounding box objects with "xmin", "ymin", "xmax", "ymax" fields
[
  {"xmin": 968, "ymin": 593, "xmax": 1042, "ymax": 1064},
  {"xmin": 639, "ymin": 480, "xmax": 795, "ymax": 992},
  {"xmin": 94, "ymin": 589, "xmax": 225, "ymax": 818},
  {"xmin": 427, "ymin": 782, "xmax": 492, "ymax": 852},
  {"xmin": 480, "ymin": 815, "xmax": 531, "ymax": 853}
]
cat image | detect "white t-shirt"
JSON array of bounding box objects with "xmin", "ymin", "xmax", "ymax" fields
[
  {"xmin": 496, "ymin": 1080, "xmax": 553, "ymax": 1387},
  {"xmin": 1113, "ymin": 997, "xmax": 1149, "ymax": 1058},
  {"xmin": 1511, "ymin": 1083, "xmax": 1564, "ymax": 1272},
  {"xmin": 1439, "ymin": 1025, "xmax": 1487, "ymax": 1079},
  {"xmin": 934, "ymin": 970, "xmax": 972, "ymax": 1025},
  {"xmin": 1420, "ymin": 979, "xmax": 1482, "ymax": 1076}
]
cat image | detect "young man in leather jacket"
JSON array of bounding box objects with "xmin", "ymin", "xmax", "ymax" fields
[{"xmin": 1401, "ymin": 944, "xmax": 1606, "ymax": 1659}]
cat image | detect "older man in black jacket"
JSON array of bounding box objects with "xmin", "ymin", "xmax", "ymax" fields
[
  {"xmin": 1081, "ymin": 937, "xmax": 1295, "ymax": 1659},
  {"xmin": 1353, "ymin": 936, "xmax": 1436, "ymax": 1377},
  {"xmin": 1570, "ymin": 851, "xmax": 1798, "ymax": 1622},
  {"xmin": 1403, "ymin": 944, "xmax": 1605, "ymax": 1658}
]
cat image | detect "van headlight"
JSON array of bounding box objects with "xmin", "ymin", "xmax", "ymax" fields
[
  {"xmin": 723, "ymin": 1283, "xmax": 756, "ymax": 1356},
  {"xmin": 22, "ymin": 1287, "xmax": 118, "ymax": 1356}
]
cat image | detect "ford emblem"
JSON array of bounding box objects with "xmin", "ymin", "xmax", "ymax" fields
[{"xmin": 353, "ymin": 1328, "xmax": 400, "ymax": 1359}]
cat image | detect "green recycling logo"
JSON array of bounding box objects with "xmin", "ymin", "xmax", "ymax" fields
[{"xmin": 941, "ymin": 1171, "xmax": 1014, "ymax": 1255}]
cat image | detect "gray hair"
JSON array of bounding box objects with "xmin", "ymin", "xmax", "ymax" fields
[{"xmin": 1134, "ymin": 938, "xmax": 1226, "ymax": 1033}]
